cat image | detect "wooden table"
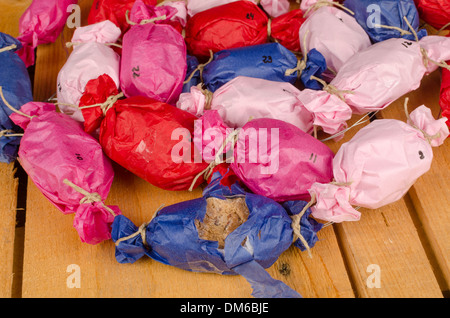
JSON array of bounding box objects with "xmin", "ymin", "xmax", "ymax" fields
[{"xmin": 0, "ymin": 0, "xmax": 448, "ymax": 299}]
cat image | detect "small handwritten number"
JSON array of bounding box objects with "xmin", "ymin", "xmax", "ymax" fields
[
  {"xmin": 262, "ymin": 56, "xmax": 272, "ymax": 63},
  {"xmin": 246, "ymin": 13, "xmax": 254, "ymax": 20},
  {"xmin": 309, "ymin": 153, "xmax": 317, "ymax": 163},
  {"xmin": 401, "ymin": 41, "xmax": 413, "ymax": 48},
  {"xmin": 418, "ymin": 151, "xmax": 425, "ymax": 160},
  {"xmin": 132, "ymin": 66, "xmax": 140, "ymax": 78},
  {"xmin": 75, "ymin": 153, "xmax": 83, "ymax": 161}
]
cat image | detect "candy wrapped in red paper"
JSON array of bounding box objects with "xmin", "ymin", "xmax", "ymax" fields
[
  {"xmin": 88, "ymin": 0, "xmax": 158, "ymax": 34},
  {"xmin": 80, "ymin": 74, "xmax": 208, "ymax": 191},
  {"xmin": 185, "ymin": 1, "xmax": 307, "ymax": 58}
]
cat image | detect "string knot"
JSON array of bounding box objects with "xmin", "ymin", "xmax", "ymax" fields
[
  {"xmin": 290, "ymin": 192, "xmax": 317, "ymax": 259},
  {"xmin": 404, "ymin": 98, "xmax": 442, "ymax": 144},
  {"xmin": 310, "ymin": 75, "xmax": 354, "ymax": 102},
  {"xmin": 114, "ymin": 204, "xmax": 165, "ymax": 249},
  {"xmin": 125, "ymin": 10, "xmax": 167, "ymax": 26},
  {"xmin": 183, "ymin": 50, "xmax": 214, "ymax": 85},
  {"xmin": 303, "ymin": 0, "xmax": 355, "ymax": 18},
  {"xmin": 79, "ymin": 92, "xmax": 124, "ymax": 116},
  {"xmin": 63, "ymin": 179, "xmax": 117, "ymax": 217},
  {"xmin": 188, "ymin": 128, "xmax": 241, "ymax": 191}
]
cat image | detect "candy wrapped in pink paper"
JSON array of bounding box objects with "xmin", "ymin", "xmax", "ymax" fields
[
  {"xmin": 120, "ymin": 0, "xmax": 186, "ymax": 105},
  {"xmin": 177, "ymin": 76, "xmax": 352, "ymax": 136},
  {"xmin": 56, "ymin": 20, "xmax": 121, "ymax": 122},
  {"xmin": 17, "ymin": 0, "xmax": 78, "ymax": 67},
  {"xmin": 9, "ymin": 102, "xmax": 121, "ymax": 245},
  {"xmin": 299, "ymin": 0, "xmax": 371, "ymax": 81},
  {"xmin": 327, "ymin": 35, "xmax": 450, "ymax": 115},
  {"xmin": 193, "ymin": 110, "xmax": 334, "ymax": 202},
  {"xmin": 309, "ymin": 104, "xmax": 449, "ymax": 223}
]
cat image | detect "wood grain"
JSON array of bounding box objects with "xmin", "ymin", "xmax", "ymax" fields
[
  {"xmin": 378, "ymin": 69, "xmax": 450, "ymax": 295},
  {"xmin": 323, "ymin": 104, "xmax": 443, "ymax": 297}
]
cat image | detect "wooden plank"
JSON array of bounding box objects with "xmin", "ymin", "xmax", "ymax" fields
[
  {"xmin": 378, "ymin": 69, "xmax": 450, "ymax": 295},
  {"xmin": 0, "ymin": 0, "xmax": 32, "ymax": 298},
  {"xmin": 21, "ymin": 0, "xmax": 354, "ymax": 298},
  {"xmin": 323, "ymin": 108, "xmax": 443, "ymax": 297}
]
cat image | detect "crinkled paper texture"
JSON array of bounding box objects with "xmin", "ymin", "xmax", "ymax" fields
[
  {"xmin": 56, "ymin": 20, "xmax": 121, "ymax": 122},
  {"xmin": 0, "ymin": 33, "xmax": 33, "ymax": 163},
  {"xmin": 10, "ymin": 102, "xmax": 119, "ymax": 244}
]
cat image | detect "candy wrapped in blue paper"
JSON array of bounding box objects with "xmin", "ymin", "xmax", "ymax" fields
[
  {"xmin": 112, "ymin": 166, "xmax": 323, "ymax": 298},
  {"xmin": 201, "ymin": 42, "xmax": 326, "ymax": 93},
  {"xmin": 0, "ymin": 32, "xmax": 33, "ymax": 163},
  {"xmin": 344, "ymin": 0, "xmax": 427, "ymax": 43}
]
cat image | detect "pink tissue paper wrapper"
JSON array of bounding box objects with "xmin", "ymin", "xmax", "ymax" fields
[
  {"xmin": 196, "ymin": 109, "xmax": 335, "ymax": 202},
  {"xmin": 56, "ymin": 20, "xmax": 121, "ymax": 122},
  {"xmin": 10, "ymin": 102, "xmax": 121, "ymax": 244},
  {"xmin": 310, "ymin": 105, "xmax": 449, "ymax": 223},
  {"xmin": 330, "ymin": 36, "xmax": 450, "ymax": 115},
  {"xmin": 17, "ymin": 0, "xmax": 79, "ymax": 67},
  {"xmin": 120, "ymin": 0, "xmax": 186, "ymax": 105},
  {"xmin": 177, "ymin": 76, "xmax": 352, "ymax": 136},
  {"xmin": 299, "ymin": 6, "xmax": 371, "ymax": 81}
]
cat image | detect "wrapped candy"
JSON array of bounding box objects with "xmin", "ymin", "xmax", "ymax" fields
[
  {"xmin": 184, "ymin": 1, "xmax": 307, "ymax": 58},
  {"xmin": 56, "ymin": 20, "xmax": 122, "ymax": 122},
  {"xmin": 186, "ymin": 0, "xmax": 256, "ymax": 17},
  {"xmin": 193, "ymin": 110, "xmax": 335, "ymax": 202},
  {"xmin": 299, "ymin": 0, "xmax": 371, "ymax": 81},
  {"xmin": 177, "ymin": 75, "xmax": 351, "ymax": 136},
  {"xmin": 79, "ymin": 74, "xmax": 208, "ymax": 191},
  {"xmin": 324, "ymin": 35, "xmax": 450, "ymax": 115},
  {"xmin": 309, "ymin": 103, "xmax": 449, "ymax": 223},
  {"xmin": 17, "ymin": 0, "xmax": 78, "ymax": 67},
  {"xmin": 88, "ymin": 0, "xmax": 158, "ymax": 34},
  {"xmin": 415, "ymin": 0, "xmax": 450, "ymax": 30},
  {"xmin": 185, "ymin": 0, "xmax": 290, "ymax": 19},
  {"xmin": 120, "ymin": 0, "xmax": 186, "ymax": 105},
  {"xmin": 193, "ymin": 42, "xmax": 326, "ymax": 93},
  {"xmin": 344, "ymin": 0, "xmax": 427, "ymax": 43},
  {"xmin": 0, "ymin": 33, "xmax": 33, "ymax": 163},
  {"xmin": 7, "ymin": 100, "xmax": 120, "ymax": 244},
  {"xmin": 112, "ymin": 165, "xmax": 323, "ymax": 298}
]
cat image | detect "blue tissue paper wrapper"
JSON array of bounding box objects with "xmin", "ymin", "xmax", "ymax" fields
[
  {"xmin": 344, "ymin": 0, "xmax": 427, "ymax": 43},
  {"xmin": 0, "ymin": 32, "xmax": 33, "ymax": 163},
  {"xmin": 182, "ymin": 54, "xmax": 201, "ymax": 93},
  {"xmin": 112, "ymin": 167, "xmax": 323, "ymax": 298},
  {"xmin": 202, "ymin": 42, "xmax": 299, "ymax": 93}
]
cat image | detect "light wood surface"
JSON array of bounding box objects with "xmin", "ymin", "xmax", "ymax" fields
[{"xmin": 0, "ymin": 0, "xmax": 448, "ymax": 299}]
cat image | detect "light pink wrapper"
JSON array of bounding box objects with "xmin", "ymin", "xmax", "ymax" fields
[
  {"xmin": 10, "ymin": 102, "xmax": 121, "ymax": 244},
  {"xmin": 177, "ymin": 76, "xmax": 352, "ymax": 136},
  {"xmin": 299, "ymin": 6, "xmax": 371, "ymax": 81},
  {"xmin": 56, "ymin": 20, "xmax": 121, "ymax": 122},
  {"xmin": 310, "ymin": 105, "xmax": 449, "ymax": 223},
  {"xmin": 195, "ymin": 110, "xmax": 335, "ymax": 202},
  {"xmin": 120, "ymin": 0, "xmax": 186, "ymax": 105},
  {"xmin": 330, "ymin": 36, "xmax": 450, "ymax": 115},
  {"xmin": 17, "ymin": 0, "xmax": 78, "ymax": 67}
]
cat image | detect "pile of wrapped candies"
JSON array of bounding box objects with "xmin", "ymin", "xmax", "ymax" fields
[{"xmin": 1, "ymin": 0, "xmax": 449, "ymax": 298}]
